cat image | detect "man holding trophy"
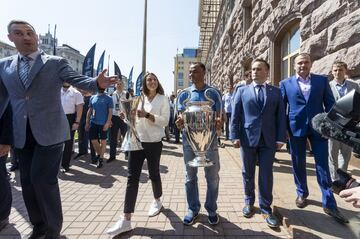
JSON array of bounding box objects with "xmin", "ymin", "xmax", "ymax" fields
[{"xmin": 175, "ymin": 62, "xmax": 223, "ymax": 226}]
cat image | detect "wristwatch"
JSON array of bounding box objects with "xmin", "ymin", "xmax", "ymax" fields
[{"xmin": 145, "ymin": 113, "xmax": 150, "ymax": 118}]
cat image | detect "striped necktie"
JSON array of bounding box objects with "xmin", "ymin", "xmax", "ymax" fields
[{"xmin": 19, "ymin": 56, "xmax": 31, "ymax": 88}]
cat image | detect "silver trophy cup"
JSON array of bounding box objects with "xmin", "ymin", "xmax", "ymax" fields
[
  {"xmin": 176, "ymin": 88, "xmax": 222, "ymax": 167},
  {"xmin": 120, "ymin": 97, "xmax": 144, "ymax": 151}
]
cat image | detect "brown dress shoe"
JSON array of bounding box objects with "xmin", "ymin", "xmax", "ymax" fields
[{"xmin": 295, "ymin": 196, "xmax": 307, "ymax": 208}]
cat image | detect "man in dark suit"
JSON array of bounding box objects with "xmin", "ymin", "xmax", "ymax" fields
[
  {"xmin": 0, "ymin": 102, "xmax": 13, "ymax": 232},
  {"xmin": 230, "ymin": 59, "xmax": 286, "ymax": 228},
  {"xmin": 280, "ymin": 53, "xmax": 347, "ymax": 223},
  {"xmin": 0, "ymin": 20, "xmax": 118, "ymax": 238}
]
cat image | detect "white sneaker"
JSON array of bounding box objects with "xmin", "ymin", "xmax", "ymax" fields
[
  {"xmin": 148, "ymin": 200, "xmax": 163, "ymax": 217},
  {"xmin": 106, "ymin": 217, "xmax": 132, "ymax": 236}
]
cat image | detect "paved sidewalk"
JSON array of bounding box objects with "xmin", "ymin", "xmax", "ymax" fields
[{"xmin": 1, "ymin": 140, "xmax": 359, "ymax": 238}]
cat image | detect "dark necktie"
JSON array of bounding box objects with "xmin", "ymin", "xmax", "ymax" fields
[
  {"xmin": 19, "ymin": 56, "xmax": 31, "ymax": 88},
  {"xmin": 257, "ymin": 85, "xmax": 264, "ymax": 108}
]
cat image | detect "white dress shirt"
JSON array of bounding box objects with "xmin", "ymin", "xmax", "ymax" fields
[
  {"xmin": 296, "ymin": 74, "xmax": 311, "ymax": 101},
  {"xmin": 61, "ymin": 86, "xmax": 84, "ymax": 114},
  {"xmin": 112, "ymin": 90, "xmax": 128, "ymax": 116}
]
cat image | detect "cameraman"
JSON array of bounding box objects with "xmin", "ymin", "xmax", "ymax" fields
[{"xmin": 340, "ymin": 183, "xmax": 360, "ymax": 208}]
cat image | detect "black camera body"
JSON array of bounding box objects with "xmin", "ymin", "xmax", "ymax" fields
[{"xmin": 332, "ymin": 169, "xmax": 360, "ymax": 195}]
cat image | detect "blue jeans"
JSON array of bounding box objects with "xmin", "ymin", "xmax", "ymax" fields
[{"xmin": 182, "ymin": 136, "xmax": 220, "ymax": 216}]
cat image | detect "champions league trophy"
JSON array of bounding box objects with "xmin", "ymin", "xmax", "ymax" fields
[
  {"xmin": 120, "ymin": 95, "xmax": 144, "ymax": 151},
  {"xmin": 176, "ymin": 88, "xmax": 222, "ymax": 167}
]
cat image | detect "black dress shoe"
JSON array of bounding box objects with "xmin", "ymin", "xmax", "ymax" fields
[
  {"xmin": 107, "ymin": 157, "xmax": 115, "ymax": 163},
  {"xmin": 323, "ymin": 208, "xmax": 349, "ymax": 223},
  {"xmin": 23, "ymin": 228, "xmax": 46, "ymax": 239},
  {"xmin": 263, "ymin": 213, "xmax": 280, "ymax": 228},
  {"xmin": 295, "ymin": 196, "xmax": 307, "ymax": 208},
  {"xmin": 242, "ymin": 205, "xmax": 255, "ymax": 218}
]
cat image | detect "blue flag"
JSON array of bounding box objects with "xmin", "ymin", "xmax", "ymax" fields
[
  {"xmin": 135, "ymin": 71, "xmax": 144, "ymax": 96},
  {"xmin": 114, "ymin": 61, "xmax": 122, "ymax": 79},
  {"xmin": 128, "ymin": 66, "xmax": 134, "ymax": 90},
  {"xmin": 82, "ymin": 43, "xmax": 96, "ymax": 76},
  {"xmin": 96, "ymin": 50, "xmax": 105, "ymax": 75}
]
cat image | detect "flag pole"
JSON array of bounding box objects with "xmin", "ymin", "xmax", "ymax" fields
[
  {"xmin": 53, "ymin": 24, "xmax": 57, "ymax": 55},
  {"xmin": 141, "ymin": 0, "xmax": 147, "ymax": 75},
  {"xmin": 107, "ymin": 54, "xmax": 110, "ymax": 76}
]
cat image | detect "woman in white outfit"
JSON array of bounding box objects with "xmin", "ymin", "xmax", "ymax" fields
[{"xmin": 107, "ymin": 72, "xmax": 170, "ymax": 236}]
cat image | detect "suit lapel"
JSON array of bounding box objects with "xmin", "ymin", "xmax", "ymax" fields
[
  {"xmin": 290, "ymin": 76, "xmax": 305, "ymax": 101},
  {"xmin": 263, "ymin": 85, "xmax": 272, "ymax": 112},
  {"xmin": 330, "ymin": 80, "xmax": 340, "ymax": 99},
  {"xmin": 9, "ymin": 56, "xmax": 26, "ymax": 90},
  {"xmin": 27, "ymin": 52, "xmax": 48, "ymax": 87},
  {"xmin": 308, "ymin": 74, "xmax": 316, "ymax": 103},
  {"xmin": 248, "ymin": 85, "xmax": 262, "ymax": 111}
]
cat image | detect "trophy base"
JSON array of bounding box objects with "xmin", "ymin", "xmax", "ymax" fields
[
  {"xmin": 120, "ymin": 130, "xmax": 144, "ymax": 152},
  {"xmin": 188, "ymin": 156, "xmax": 213, "ymax": 167}
]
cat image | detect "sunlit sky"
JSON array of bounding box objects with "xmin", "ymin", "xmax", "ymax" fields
[{"xmin": 1, "ymin": 0, "xmax": 200, "ymax": 94}]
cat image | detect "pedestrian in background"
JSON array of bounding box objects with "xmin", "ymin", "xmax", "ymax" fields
[{"xmin": 85, "ymin": 88, "xmax": 113, "ymax": 168}]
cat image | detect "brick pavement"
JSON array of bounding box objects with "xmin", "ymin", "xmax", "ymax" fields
[{"xmin": 0, "ymin": 139, "xmax": 359, "ymax": 239}]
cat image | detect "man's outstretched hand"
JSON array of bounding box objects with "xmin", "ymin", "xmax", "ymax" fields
[{"xmin": 96, "ymin": 69, "xmax": 119, "ymax": 89}]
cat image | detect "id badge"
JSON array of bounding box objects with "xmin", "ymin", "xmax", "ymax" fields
[{"xmin": 115, "ymin": 103, "xmax": 120, "ymax": 111}]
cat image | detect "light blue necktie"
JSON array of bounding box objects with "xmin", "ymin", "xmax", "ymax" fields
[{"xmin": 19, "ymin": 56, "xmax": 31, "ymax": 88}]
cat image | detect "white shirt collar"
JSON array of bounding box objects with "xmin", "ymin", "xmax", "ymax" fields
[{"xmin": 18, "ymin": 49, "xmax": 40, "ymax": 61}]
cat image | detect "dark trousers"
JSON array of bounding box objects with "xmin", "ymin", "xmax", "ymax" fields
[
  {"xmin": 240, "ymin": 136, "xmax": 275, "ymax": 214},
  {"xmin": 124, "ymin": 141, "xmax": 163, "ymax": 213},
  {"xmin": 78, "ymin": 121, "xmax": 96, "ymax": 159},
  {"xmin": 109, "ymin": 115, "xmax": 127, "ymax": 159},
  {"xmin": 15, "ymin": 122, "xmax": 63, "ymax": 238},
  {"xmin": 225, "ymin": 112, "xmax": 231, "ymax": 140},
  {"xmin": 61, "ymin": 114, "xmax": 75, "ymax": 169},
  {"xmin": 0, "ymin": 155, "xmax": 12, "ymax": 221},
  {"xmin": 289, "ymin": 134, "xmax": 337, "ymax": 209}
]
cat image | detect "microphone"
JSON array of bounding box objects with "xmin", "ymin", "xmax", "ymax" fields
[{"xmin": 311, "ymin": 113, "xmax": 360, "ymax": 154}]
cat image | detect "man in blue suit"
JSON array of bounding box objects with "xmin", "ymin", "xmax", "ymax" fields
[
  {"xmin": 280, "ymin": 53, "xmax": 347, "ymax": 223},
  {"xmin": 0, "ymin": 20, "xmax": 118, "ymax": 238},
  {"xmin": 230, "ymin": 59, "xmax": 286, "ymax": 228}
]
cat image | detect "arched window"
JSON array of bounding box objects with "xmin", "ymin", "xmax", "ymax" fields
[
  {"xmin": 270, "ymin": 15, "xmax": 301, "ymax": 86},
  {"xmin": 281, "ymin": 24, "xmax": 300, "ymax": 79}
]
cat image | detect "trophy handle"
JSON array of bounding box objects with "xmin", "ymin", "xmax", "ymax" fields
[
  {"xmin": 204, "ymin": 88, "xmax": 223, "ymax": 118},
  {"xmin": 174, "ymin": 89, "xmax": 191, "ymax": 116}
]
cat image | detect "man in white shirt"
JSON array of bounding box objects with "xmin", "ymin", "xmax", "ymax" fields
[
  {"xmin": 109, "ymin": 80, "xmax": 128, "ymax": 162},
  {"xmin": 222, "ymin": 86, "xmax": 233, "ymax": 140},
  {"xmin": 61, "ymin": 83, "xmax": 84, "ymax": 172}
]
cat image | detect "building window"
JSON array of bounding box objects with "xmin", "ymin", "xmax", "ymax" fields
[
  {"xmin": 280, "ymin": 24, "xmax": 300, "ymax": 80},
  {"xmin": 271, "ymin": 15, "xmax": 301, "ymax": 85},
  {"xmin": 178, "ymin": 72, "xmax": 184, "ymax": 79},
  {"xmin": 243, "ymin": 0, "xmax": 252, "ymax": 34},
  {"xmin": 178, "ymin": 79, "xmax": 184, "ymax": 87}
]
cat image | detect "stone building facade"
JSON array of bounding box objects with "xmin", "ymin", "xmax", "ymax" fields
[
  {"xmin": 0, "ymin": 40, "xmax": 17, "ymax": 59},
  {"xmin": 203, "ymin": 0, "xmax": 360, "ymax": 90}
]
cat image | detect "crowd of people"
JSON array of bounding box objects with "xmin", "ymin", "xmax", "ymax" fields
[{"xmin": 0, "ymin": 19, "xmax": 360, "ymax": 239}]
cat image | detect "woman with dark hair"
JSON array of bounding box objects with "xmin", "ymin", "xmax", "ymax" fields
[{"xmin": 107, "ymin": 72, "xmax": 170, "ymax": 236}]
